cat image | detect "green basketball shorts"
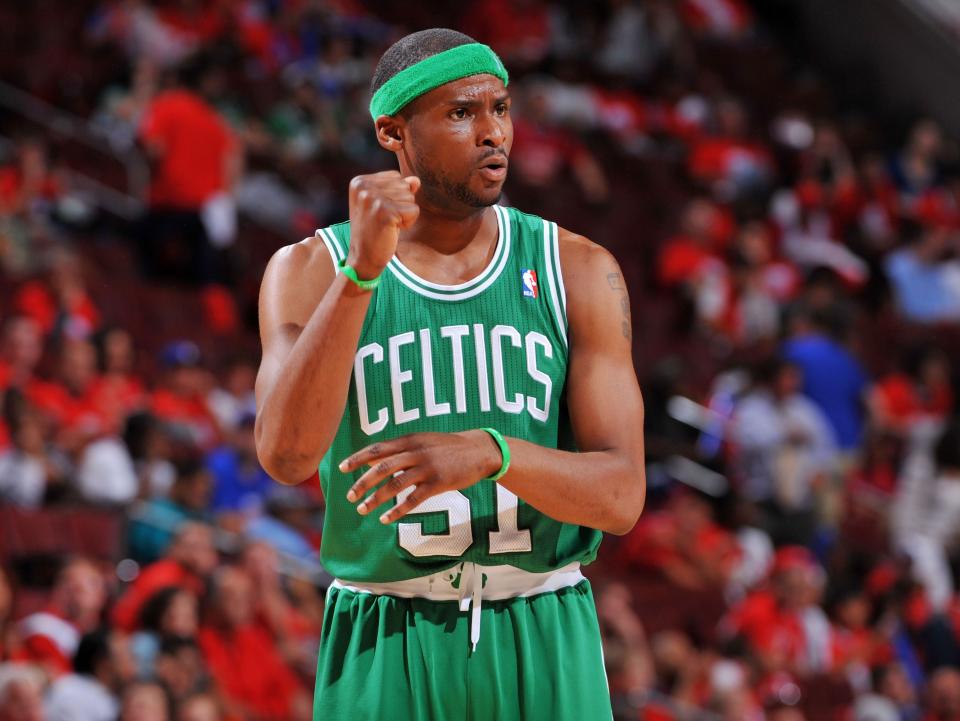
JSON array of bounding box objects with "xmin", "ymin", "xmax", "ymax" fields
[{"xmin": 313, "ymin": 567, "xmax": 612, "ymax": 721}]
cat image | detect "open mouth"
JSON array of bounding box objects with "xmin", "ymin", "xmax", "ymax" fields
[{"xmin": 478, "ymin": 156, "xmax": 508, "ymax": 180}]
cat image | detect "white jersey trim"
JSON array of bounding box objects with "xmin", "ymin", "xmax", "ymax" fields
[
  {"xmin": 551, "ymin": 221, "xmax": 568, "ymax": 320},
  {"xmin": 542, "ymin": 219, "xmax": 568, "ymax": 347},
  {"xmin": 386, "ymin": 205, "xmax": 512, "ymax": 301},
  {"xmin": 316, "ymin": 226, "xmax": 345, "ymax": 274}
]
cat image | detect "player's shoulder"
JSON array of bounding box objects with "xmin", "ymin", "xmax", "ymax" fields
[
  {"xmin": 556, "ymin": 225, "xmax": 620, "ymax": 280},
  {"xmin": 263, "ymin": 226, "xmax": 345, "ymax": 285},
  {"xmin": 268, "ymin": 234, "xmax": 327, "ymax": 272}
]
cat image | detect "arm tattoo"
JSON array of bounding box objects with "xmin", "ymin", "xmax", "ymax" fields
[{"xmin": 606, "ymin": 272, "xmax": 632, "ymax": 340}]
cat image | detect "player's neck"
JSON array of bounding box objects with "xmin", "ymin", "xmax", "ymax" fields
[{"xmin": 399, "ymin": 204, "xmax": 494, "ymax": 256}]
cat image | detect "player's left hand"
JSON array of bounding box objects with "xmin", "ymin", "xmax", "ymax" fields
[{"xmin": 339, "ymin": 431, "xmax": 503, "ymax": 523}]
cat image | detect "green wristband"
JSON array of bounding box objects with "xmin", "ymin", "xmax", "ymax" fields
[
  {"xmin": 479, "ymin": 427, "xmax": 511, "ymax": 481},
  {"xmin": 338, "ymin": 260, "xmax": 381, "ymax": 290}
]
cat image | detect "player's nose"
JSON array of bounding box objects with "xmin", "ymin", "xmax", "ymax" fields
[{"xmin": 477, "ymin": 112, "xmax": 507, "ymax": 148}]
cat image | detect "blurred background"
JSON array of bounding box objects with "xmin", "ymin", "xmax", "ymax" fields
[{"xmin": 1, "ymin": 1, "xmax": 960, "ymax": 720}]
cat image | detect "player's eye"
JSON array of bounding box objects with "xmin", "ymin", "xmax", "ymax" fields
[
  {"xmin": 450, "ymin": 108, "xmax": 468, "ymax": 120},
  {"xmin": 495, "ymin": 103, "xmax": 509, "ymax": 116}
]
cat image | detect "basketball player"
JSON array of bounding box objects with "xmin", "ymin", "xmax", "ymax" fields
[{"xmin": 255, "ymin": 29, "xmax": 646, "ymax": 721}]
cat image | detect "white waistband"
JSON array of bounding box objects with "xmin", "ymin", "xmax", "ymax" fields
[
  {"xmin": 331, "ymin": 562, "xmax": 585, "ymax": 651},
  {"xmin": 331, "ymin": 561, "xmax": 584, "ymax": 601}
]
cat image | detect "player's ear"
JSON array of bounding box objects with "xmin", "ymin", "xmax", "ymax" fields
[{"xmin": 375, "ymin": 115, "xmax": 405, "ymax": 152}]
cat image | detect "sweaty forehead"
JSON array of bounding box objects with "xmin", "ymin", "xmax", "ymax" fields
[{"xmin": 404, "ymin": 75, "xmax": 508, "ymax": 115}]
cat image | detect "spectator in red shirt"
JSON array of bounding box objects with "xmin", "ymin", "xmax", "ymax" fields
[
  {"xmin": 28, "ymin": 338, "xmax": 110, "ymax": 453},
  {"xmin": 657, "ymin": 197, "xmax": 731, "ymax": 286},
  {"xmin": 689, "ymin": 98, "xmax": 774, "ymax": 200},
  {"xmin": 619, "ymin": 486, "xmax": 740, "ymax": 591},
  {"xmin": 241, "ymin": 542, "xmax": 322, "ymax": 676},
  {"xmin": 11, "ymin": 557, "xmax": 108, "ymax": 677},
  {"xmin": 137, "ymin": 55, "xmax": 239, "ymax": 285},
  {"xmin": 112, "ymin": 522, "xmax": 217, "ymax": 633},
  {"xmin": 13, "ymin": 246, "xmax": 100, "ymax": 341},
  {"xmin": 870, "ymin": 345, "xmax": 953, "ymax": 435},
  {"xmin": 199, "ymin": 565, "xmax": 310, "ymax": 721},
  {"xmin": 720, "ymin": 547, "xmax": 829, "ymax": 675},
  {"xmin": 150, "ymin": 341, "xmax": 220, "ymax": 451},
  {"xmin": 657, "ymin": 197, "xmax": 733, "ymax": 332}
]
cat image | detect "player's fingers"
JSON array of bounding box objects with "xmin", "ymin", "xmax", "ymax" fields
[
  {"xmin": 404, "ymin": 175, "xmax": 421, "ymax": 194},
  {"xmin": 348, "ymin": 452, "xmax": 420, "ymax": 506},
  {"xmin": 340, "ymin": 437, "xmax": 413, "ymax": 474},
  {"xmin": 379, "ymin": 480, "xmax": 438, "ymax": 524},
  {"xmin": 374, "ymin": 199, "xmax": 419, "ymax": 229},
  {"xmin": 357, "ymin": 467, "xmax": 429, "ymax": 517},
  {"xmin": 397, "ymin": 203, "xmax": 420, "ymax": 229}
]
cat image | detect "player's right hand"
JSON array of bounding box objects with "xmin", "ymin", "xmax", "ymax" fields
[{"xmin": 346, "ymin": 171, "xmax": 420, "ymax": 279}]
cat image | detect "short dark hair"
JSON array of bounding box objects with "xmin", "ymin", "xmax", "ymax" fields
[
  {"xmin": 74, "ymin": 629, "xmax": 111, "ymax": 676},
  {"xmin": 371, "ymin": 28, "xmax": 477, "ymax": 96},
  {"xmin": 138, "ymin": 586, "xmax": 186, "ymax": 632}
]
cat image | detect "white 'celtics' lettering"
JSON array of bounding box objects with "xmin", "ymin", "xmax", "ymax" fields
[
  {"xmin": 354, "ymin": 343, "xmax": 388, "ymax": 434},
  {"xmin": 525, "ymin": 331, "xmax": 552, "ymax": 423},
  {"xmin": 397, "ymin": 483, "xmax": 531, "ymax": 557},
  {"xmin": 388, "ymin": 332, "xmax": 419, "ymax": 425},
  {"xmin": 491, "ymin": 325, "xmax": 524, "ymax": 414},
  {"xmin": 473, "ymin": 323, "xmax": 491, "ymax": 413},
  {"xmin": 441, "ymin": 325, "xmax": 470, "ymax": 414},
  {"xmin": 420, "ymin": 329, "xmax": 450, "ymax": 417},
  {"xmin": 354, "ymin": 324, "xmax": 555, "ymax": 435}
]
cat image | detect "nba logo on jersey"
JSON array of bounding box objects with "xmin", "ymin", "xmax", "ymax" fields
[{"xmin": 521, "ymin": 269, "xmax": 538, "ymax": 298}]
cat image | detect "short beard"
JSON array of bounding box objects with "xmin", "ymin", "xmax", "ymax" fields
[{"xmin": 412, "ymin": 156, "xmax": 499, "ymax": 209}]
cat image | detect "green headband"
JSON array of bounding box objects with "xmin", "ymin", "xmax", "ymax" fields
[{"xmin": 369, "ymin": 43, "xmax": 509, "ymax": 120}]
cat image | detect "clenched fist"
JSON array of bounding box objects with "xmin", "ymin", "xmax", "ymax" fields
[{"xmin": 346, "ymin": 171, "xmax": 420, "ymax": 279}]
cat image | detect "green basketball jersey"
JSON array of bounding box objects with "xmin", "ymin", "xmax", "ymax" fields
[{"xmin": 315, "ymin": 204, "xmax": 602, "ymax": 582}]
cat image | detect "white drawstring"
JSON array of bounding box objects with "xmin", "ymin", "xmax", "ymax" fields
[{"xmin": 457, "ymin": 562, "xmax": 484, "ymax": 652}]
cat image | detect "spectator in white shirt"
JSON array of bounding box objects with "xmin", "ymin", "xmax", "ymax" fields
[
  {"xmin": 731, "ymin": 357, "xmax": 838, "ymax": 544},
  {"xmin": 45, "ymin": 629, "xmax": 134, "ymax": 721}
]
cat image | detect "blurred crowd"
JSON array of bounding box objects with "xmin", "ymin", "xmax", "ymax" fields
[{"xmin": 0, "ymin": 0, "xmax": 960, "ymax": 720}]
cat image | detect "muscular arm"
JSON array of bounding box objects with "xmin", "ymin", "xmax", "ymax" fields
[
  {"xmin": 254, "ymin": 240, "xmax": 372, "ymax": 485},
  {"xmin": 494, "ymin": 231, "xmax": 646, "ymax": 534},
  {"xmin": 342, "ymin": 230, "xmax": 646, "ymax": 535}
]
